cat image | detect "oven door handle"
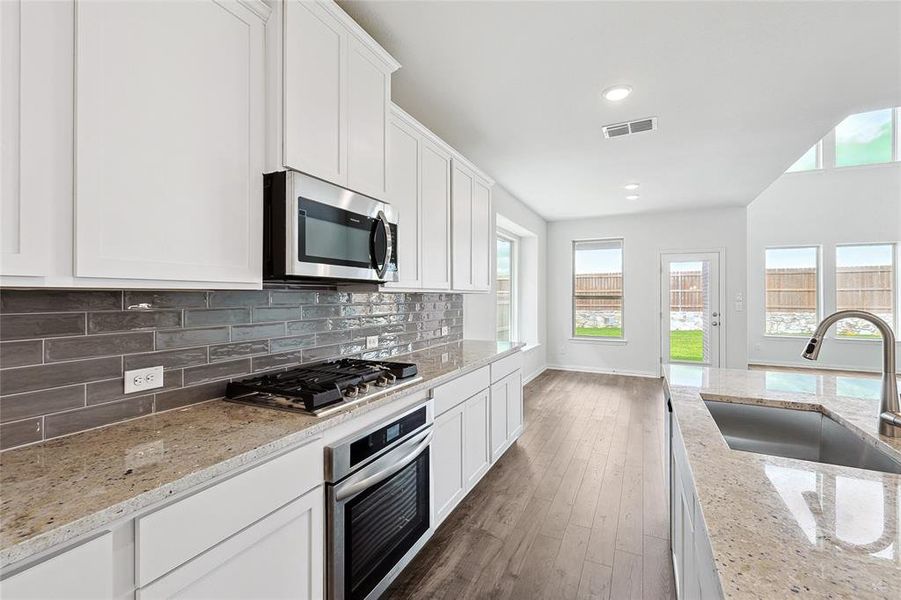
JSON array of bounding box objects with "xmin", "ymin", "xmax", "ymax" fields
[{"xmin": 334, "ymin": 429, "xmax": 432, "ymax": 502}]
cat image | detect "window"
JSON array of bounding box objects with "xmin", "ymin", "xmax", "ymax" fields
[
  {"xmin": 835, "ymin": 109, "xmax": 894, "ymax": 167},
  {"xmin": 573, "ymin": 239, "xmax": 623, "ymax": 338},
  {"xmin": 496, "ymin": 233, "xmax": 517, "ymax": 342},
  {"xmin": 835, "ymin": 244, "xmax": 895, "ymax": 337},
  {"xmin": 786, "ymin": 142, "xmax": 820, "ymax": 173},
  {"xmin": 765, "ymin": 247, "xmax": 819, "ymax": 336}
]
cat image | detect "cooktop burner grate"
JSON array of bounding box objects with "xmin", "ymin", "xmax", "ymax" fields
[{"xmin": 225, "ymin": 358, "xmax": 419, "ymax": 414}]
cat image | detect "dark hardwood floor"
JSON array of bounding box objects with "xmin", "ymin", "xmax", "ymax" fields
[{"xmin": 384, "ymin": 370, "xmax": 675, "ymax": 600}]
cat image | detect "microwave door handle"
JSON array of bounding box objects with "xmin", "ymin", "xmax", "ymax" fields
[
  {"xmin": 334, "ymin": 430, "xmax": 432, "ymax": 502},
  {"xmin": 372, "ymin": 210, "xmax": 392, "ymax": 279}
]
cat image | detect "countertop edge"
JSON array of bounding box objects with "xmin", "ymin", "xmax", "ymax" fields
[{"xmin": 1, "ymin": 342, "xmax": 523, "ymax": 568}]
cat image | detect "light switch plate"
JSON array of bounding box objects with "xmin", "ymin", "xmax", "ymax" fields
[
  {"xmin": 124, "ymin": 366, "xmax": 164, "ymax": 394},
  {"xmin": 441, "ymin": 326, "xmax": 449, "ymax": 336},
  {"xmin": 366, "ymin": 335, "xmax": 379, "ymax": 349}
]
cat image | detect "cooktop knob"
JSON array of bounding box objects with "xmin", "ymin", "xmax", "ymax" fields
[
  {"xmin": 357, "ymin": 382, "xmax": 370, "ymax": 393},
  {"xmin": 375, "ymin": 375, "xmax": 390, "ymax": 387},
  {"xmin": 344, "ymin": 386, "xmax": 359, "ymax": 398}
]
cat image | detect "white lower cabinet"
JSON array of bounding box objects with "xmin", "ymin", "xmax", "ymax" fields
[
  {"xmin": 432, "ymin": 388, "xmax": 492, "ymax": 526},
  {"xmin": 137, "ymin": 486, "xmax": 324, "ymax": 600},
  {"xmin": 0, "ymin": 533, "xmax": 114, "ymax": 599},
  {"xmin": 432, "ymin": 401, "xmax": 466, "ymax": 525},
  {"xmin": 670, "ymin": 416, "xmax": 722, "ymax": 600},
  {"xmin": 463, "ymin": 389, "xmax": 491, "ymax": 490},
  {"xmin": 489, "ymin": 369, "xmax": 523, "ymax": 462}
]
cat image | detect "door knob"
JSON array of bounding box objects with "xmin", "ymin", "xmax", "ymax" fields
[
  {"xmin": 712, "ymin": 321, "xmax": 720, "ymax": 326},
  {"xmin": 712, "ymin": 312, "xmax": 719, "ymax": 317}
]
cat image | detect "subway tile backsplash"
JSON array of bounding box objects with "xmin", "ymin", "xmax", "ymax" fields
[{"xmin": 0, "ymin": 288, "xmax": 463, "ymax": 450}]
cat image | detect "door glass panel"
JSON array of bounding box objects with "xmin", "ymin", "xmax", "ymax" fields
[{"xmin": 668, "ymin": 261, "xmax": 708, "ymax": 363}]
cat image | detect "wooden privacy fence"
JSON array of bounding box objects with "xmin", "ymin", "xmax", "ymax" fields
[
  {"xmin": 766, "ymin": 266, "xmax": 892, "ymax": 312},
  {"xmin": 574, "ymin": 271, "xmax": 704, "ymax": 311},
  {"xmin": 573, "ymin": 266, "xmax": 893, "ymax": 313}
]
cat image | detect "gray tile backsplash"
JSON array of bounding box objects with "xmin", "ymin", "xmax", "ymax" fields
[{"xmin": 0, "ymin": 288, "xmax": 463, "ymax": 450}]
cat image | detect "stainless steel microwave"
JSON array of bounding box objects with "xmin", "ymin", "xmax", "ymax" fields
[{"xmin": 263, "ymin": 170, "xmax": 398, "ymax": 283}]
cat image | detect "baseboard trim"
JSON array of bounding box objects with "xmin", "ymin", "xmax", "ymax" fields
[
  {"xmin": 545, "ymin": 364, "xmax": 660, "ymax": 379},
  {"xmin": 523, "ymin": 366, "xmax": 548, "ymax": 385}
]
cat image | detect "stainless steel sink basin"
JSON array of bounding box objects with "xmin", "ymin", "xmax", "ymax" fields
[{"xmin": 703, "ymin": 400, "xmax": 901, "ymax": 474}]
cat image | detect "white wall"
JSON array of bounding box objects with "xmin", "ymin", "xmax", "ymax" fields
[
  {"xmin": 464, "ymin": 185, "xmax": 548, "ymax": 382},
  {"xmin": 547, "ymin": 207, "xmax": 748, "ymax": 377},
  {"xmin": 748, "ymin": 160, "xmax": 901, "ymax": 372}
]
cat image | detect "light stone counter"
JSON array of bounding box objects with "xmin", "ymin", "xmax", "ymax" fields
[
  {"xmin": 0, "ymin": 340, "xmax": 522, "ymax": 568},
  {"xmin": 666, "ymin": 364, "xmax": 901, "ymax": 599}
]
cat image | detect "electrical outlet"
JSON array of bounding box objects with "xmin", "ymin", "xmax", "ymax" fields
[
  {"xmin": 124, "ymin": 366, "xmax": 164, "ymax": 394},
  {"xmin": 366, "ymin": 335, "xmax": 379, "ymax": 349},
  {"xmin": 441, "ymin": 326, "xmax": 449, "ymax": 336}
]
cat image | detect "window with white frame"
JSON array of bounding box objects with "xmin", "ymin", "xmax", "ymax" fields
[
  {"xmin": 765, "ymin": 247, "xmax": 819, "ymax": 336},
  {"xmin": 835, "ymin": 109, "xmax": 894, "ymax": 167},
  {"xmin": 835, "ymin": 244, "xmax": 896, "ymax": 337},
  {"xmin": 786, "ymin": 141, "xmax": 821, "ymax": 172},
  {"xmin": 784, "ymin": 106, "xmax": 900, "ymax": 173},
  {"xmin": 496, "ymin": 232, "xmax": 518, "ymax": 342},
  {"xmin": 573, "ymin": 239, "xmax": 624, "ymax": 338}
]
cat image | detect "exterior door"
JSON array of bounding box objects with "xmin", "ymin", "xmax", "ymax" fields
[{"xmin": 660, "ymin": 252, "xmax": 721, "ymax": 367}]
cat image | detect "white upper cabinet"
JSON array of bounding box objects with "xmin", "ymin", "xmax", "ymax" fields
[
  {"xmin": 73, "ymin": 0, "xmax": 267, "ymax": 284},
  {"xmin": 1, "ymin": 0, "xmax": 52, "ymax": 277},
  {"xmin": 451, "ymin": 159, "xmax": 493, "ymax": 292},
  {"xmin": 283, "ymin": 0, "xmax": 345, "ymax": 184},
  {"xmin": 386, "ymin": 105, "xmax": 453, "ymax": 291},
  {"xmin": 419, "ymin": 139, "xmax": 452, "ymax": 290},
  {"xmin": 346, "ymin": 37, "xmax": 390, "ymax": 199},
  {"xmin": 387, "ymin": 114, "xmax": 421, "ymax": 288},
  {"xmin": 281, "ymin": 0, "xmax": 397, "ymax": 200}
]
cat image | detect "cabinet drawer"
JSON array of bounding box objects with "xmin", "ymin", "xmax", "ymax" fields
[
  {"xmin": 490, "ymin": 352, "xmax": 522, "ymax": 383},
  {"xmin": 0, "ymin": 533, "xmax": 113, "ymax": 599},
  {"xmin": 431, "ymin": 366, "xmax": 490, "ymax": 415},
  {"xmin": 136, "ymin": 439, "xmax": 323, "ymax": 586}
]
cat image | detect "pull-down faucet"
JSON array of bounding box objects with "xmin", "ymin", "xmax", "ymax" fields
[{"xmin": 801, "ymin": 310, "xmax": 901, "ymax": 437}]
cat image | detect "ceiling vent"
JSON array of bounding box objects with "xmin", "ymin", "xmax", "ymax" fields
[{"xmin": 602, "ymin": 117, "xmax": 657, "ymax": 139}]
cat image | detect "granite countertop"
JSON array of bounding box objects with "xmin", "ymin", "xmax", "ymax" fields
[
  {"xmin": 666, "ymin": 365, "xmax": 901, "ymax": 599},
  {"xmin": 0, "ymin": 340, "xmax": 522, "ymax": 568}
]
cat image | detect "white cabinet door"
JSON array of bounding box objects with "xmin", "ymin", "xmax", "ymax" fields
[
  {"xmin": 451, "ymin": 163, "xmax": 474, "ymax": 291},
  {"xmin": 433, "ymin": 403, "xmax": 465, "ymax": 525},
  {"xmin": 386, "ymin": 114, "xmax": 420, "ymax": 288},
  {"xmin": 506, "ymin": 369, "xmax": 524, "ymax": 439},
  {"xmin": 73, "ymin": 0, "xmax": 264, "ymax": 284},
  {"xmin": 489, "ymin": 377, "xmax": 509, "ymax": 462},
  {"xmin": 0, "ymin": 0, "xmax": 52, "ymax": 277},
  {"xmin": 0, "ymin": 533, "xmax": 113, "ymax": 599},
  {"xmin": 283, "ymin": 0, "xmax": 345, "ymax": 185},
  {"xmin": 419, "ymin": 139, "xmax": 452, "ymax": 290},
  {"xmin": 471, "ymin": 177, "xmax": 492, "ymax": 291},
  {"xmin": 346, "ymin": 37, "xmax": 389, "ymax": 200},
  {"xmin": 463, "ymin": 389, "xmax": 491, "ymax": 490},
  {"xmin": 138, "ymin": 487, "xmax": 324, "ymax": 600}
]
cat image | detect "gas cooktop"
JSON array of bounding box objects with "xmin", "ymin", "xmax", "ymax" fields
[{"xmin": 225, "ymin": 358, "xmax": 421, "ymax": 416}]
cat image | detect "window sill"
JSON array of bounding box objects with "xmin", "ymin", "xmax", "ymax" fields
[
  {"xmin": 521, "ymin": 342, "xmax": 543, "ymax": 352},
  {"xmin": 832, "ymin": 335, "xmax": 900, "ymax": 344},
  {"xmin": 569, "ymin": 337, "xmax": 628, "ymax": 345},
  {"xmin": 763, "ymin": 334, "xmax": 814, "ymax": 340}
]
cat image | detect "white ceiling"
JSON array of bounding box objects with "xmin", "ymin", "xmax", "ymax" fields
[{"xmin": 339, "ymin": 1, "xmax": 901, "ymax": 221}]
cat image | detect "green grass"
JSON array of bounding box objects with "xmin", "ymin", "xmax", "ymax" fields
[
  {"xmin": 573, "ymin": 328, "xmax": 706, "ymax": 362},
  {"xmin": 670, "ymin": 330, "xmax": 704, "ymax": 362},
  {"xmin": 575, "ymin": 326, "xmax": 622, "ymax": 338}
]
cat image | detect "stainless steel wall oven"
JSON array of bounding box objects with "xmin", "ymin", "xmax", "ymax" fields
[{"xmin": 325, "ymin": 403, "xmax": 433, "ymax": 600}]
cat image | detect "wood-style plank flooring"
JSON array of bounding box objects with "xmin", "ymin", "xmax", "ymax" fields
[{"xmin": 384, "ymin": 370, "xmax": 675, "ymax": 600}]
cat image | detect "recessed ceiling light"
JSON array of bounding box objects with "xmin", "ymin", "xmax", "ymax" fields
[
  {"xmin": 624, "ymin": 183, "xmax": 640, "ymax": 191},
  {"xmin": 626, "ymin": 194, "xmax": 640, "ymax": 201},
  {"xmin": 602, "ymin": 85, "xmax": 632, "ymax": 102}
]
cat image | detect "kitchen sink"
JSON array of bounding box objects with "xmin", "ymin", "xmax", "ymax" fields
[{"xmin": 703, "ymin": 400, "xmax": 901, "ymax": 474}]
